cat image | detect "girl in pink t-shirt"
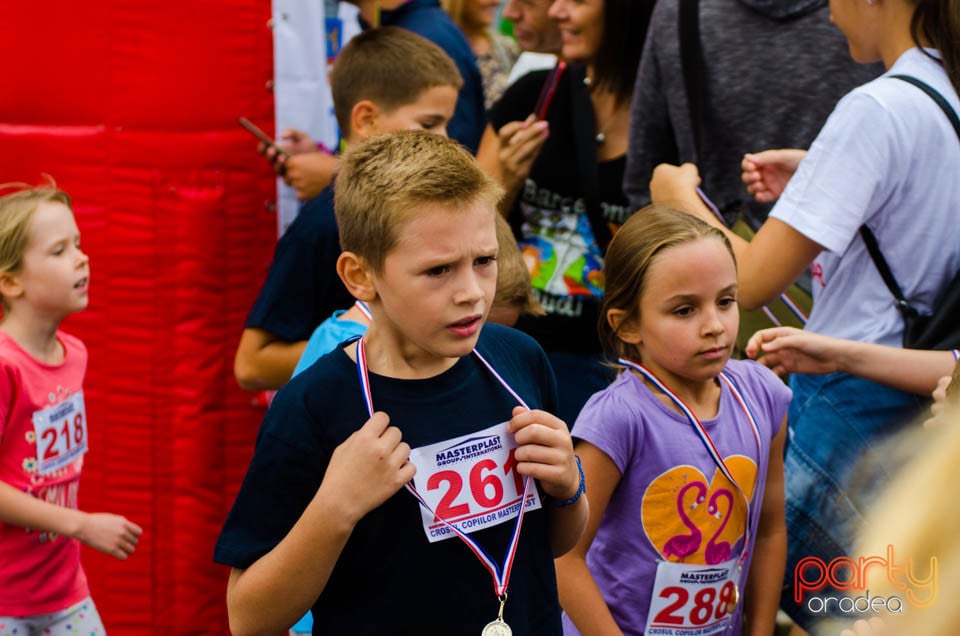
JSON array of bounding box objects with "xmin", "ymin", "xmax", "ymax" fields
[{"xmin": 0, "ymin": 184, "xmax": 142, "ymax": 634}]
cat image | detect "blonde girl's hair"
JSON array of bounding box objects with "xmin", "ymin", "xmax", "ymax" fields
[
  {"xmin": 0, "ymin": 183, "xmax": 72, "ymax": 275},
  {"xmin": 850, "ymin": 405, "xmax": 960, "ymax": 634},
  {"xmin": 335, "ymin": 130, "xmax": 503, "ymax": 274},
  {"xmin": 599, "ymin": 205, "xmax": 734, "ymax": 364}
]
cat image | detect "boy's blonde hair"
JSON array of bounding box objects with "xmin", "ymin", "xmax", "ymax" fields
[
  {"xmin": 335, "ymin": 131, "xmax": 502, "ymax": 274},
  {"xmin": 493, "ymin": 214, "xmax": 543, "ymax": 316},
  {"xmin": 330, "ymin": 27, "xmax": 463, "ymax": 137},
  {"xmin": 600, "ymin": 205, "xmax": 734, "ymax": 363},
  {"xmin": 0, "ymin": 183, "xmax": 72, "ymax": 275}
]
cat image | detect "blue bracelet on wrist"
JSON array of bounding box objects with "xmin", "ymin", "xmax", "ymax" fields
[{"xmin": 553, "ymin": 454, "xmax": 585, "ymax": 508}]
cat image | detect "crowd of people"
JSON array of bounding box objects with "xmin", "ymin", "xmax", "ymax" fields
[{"xmin": 2, "ymin": 0, "xmax": 959, "ymax": 634}]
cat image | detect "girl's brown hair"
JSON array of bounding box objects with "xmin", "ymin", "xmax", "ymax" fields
[{"xmin": 911, "ymin": 0, "xmax": 960, "ymax": 97}]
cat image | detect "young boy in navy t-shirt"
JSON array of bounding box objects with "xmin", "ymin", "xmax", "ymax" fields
[{"xmin": 215, "ymin": 131, "xmax": 588, "ymax": 635}]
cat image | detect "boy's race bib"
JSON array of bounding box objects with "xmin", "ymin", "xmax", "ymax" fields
[{"xmin": 408, "ymin": 421, "xmax": 542, "ymax": 543}]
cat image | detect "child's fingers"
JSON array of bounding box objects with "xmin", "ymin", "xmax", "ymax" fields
[
  {"xmin": 358, "ymin": 411, "xmax": 391, "ymax": 437},
  {"xmin": 119, "ymin": 535, "xmax": 139, "ymax": 556},
  {"xmin": 362, "ymin": 415, "xmax": 414, "ymax": 475},
  {"xmin": 513, "ymin": 442, "xmax": 569, "ymax": 468},
  {"xmin": 123, "ymin": 525, "xmax": 142, "ymax": 548},
  {"xmin": 513, "ymin": 423, "xmax": 570, "ymax": 453},
  {"xmin": 508, "ymin": 407, "xmax": 568, "ymax": 435}
]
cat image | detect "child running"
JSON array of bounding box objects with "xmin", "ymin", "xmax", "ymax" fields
[
  {"xmin": 555, "ymin": 206, "xmax": 789, "ymax": 636},
  {"xmin": 0, "ymin": 184, "xmax": 142, "ymax": 634},
  {"xmin": 215, "ymin": 131, "xmax": 587, "ymax": 635}
]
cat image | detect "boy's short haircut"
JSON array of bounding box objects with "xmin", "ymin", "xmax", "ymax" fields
[
  {"xmin": 335, "ymin": 130, "xmax": 502, "ymax": 273},
  {"xmin": 493, "ymin": 214, "xmax": 544, "ymax": 316},
  {"xmin": 331, "ymin": 26, "xmax": 464, "ymax": 135}
]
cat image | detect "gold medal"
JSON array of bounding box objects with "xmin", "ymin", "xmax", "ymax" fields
[
  {"xmin": 726, "ymin": 582, "xmax": 740, "ymax": 614},
  {"xmin": 481, "ymin": 619, "xmax": 512, "ymax": 636}
]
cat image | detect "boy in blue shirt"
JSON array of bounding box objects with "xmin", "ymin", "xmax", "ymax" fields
[
  {"xmin": 234, "ymin": 27, "xmax": 463, "ymax": 391},
  {"xmin": 216, "ymin": 131, "xmax": 588, "ymax": 635}
]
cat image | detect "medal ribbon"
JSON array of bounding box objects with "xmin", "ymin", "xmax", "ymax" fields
[
  {"xmin": 619, "ymin": 358, "xmax": 762, "ymax": 570},
  {"xmin": 355, "ymin": 336, "xmax": 532, "ymax": 597},
  {"xmin": 354, "ymin": 300, "xmax": 373, "ymax": 321}
]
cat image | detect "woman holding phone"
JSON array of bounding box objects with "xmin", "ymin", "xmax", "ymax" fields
[{"xmin": 477, "ymin": 0, "xmax": 654, "ymax": 425}]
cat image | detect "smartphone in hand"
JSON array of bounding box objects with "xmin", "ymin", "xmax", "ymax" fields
[
  {"xmin": 239, "ymin": 117, "xmax": 290, "ymax": 160},
  {"xmin": 533, "ymin": 60, "xmax": 566, "ymax": 121}
]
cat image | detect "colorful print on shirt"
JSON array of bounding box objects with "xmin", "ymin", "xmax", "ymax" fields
[{"xmin": 642, "ymin": 456, "xmax": 758, "ymax": 565}]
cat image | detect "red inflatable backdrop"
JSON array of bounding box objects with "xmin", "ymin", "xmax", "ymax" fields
[{"xmin": 1, "ymin": 2, "xmax": 280, "ymax": 633}]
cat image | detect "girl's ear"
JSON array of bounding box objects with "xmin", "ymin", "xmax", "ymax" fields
[
  {"xmin": 351, "ymin": 100, "xmax": 382, "ymax": 141},
  {"xmin": 337, "ymin": 251, "xmax": 377, "ymax": 303},
  {"xmin": 0, "ymin": 272, "xmax": 22, "ymax": 301},
  {"xmin": 607, "ymin": 308, "xmax": 641, "ymax": 345}
]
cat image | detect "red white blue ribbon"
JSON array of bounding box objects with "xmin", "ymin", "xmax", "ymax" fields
[
  {"xmin": 355, "ymin": 336, "xmax": 531, "ymax": 597},
  {"xmin": 619, "ymin": 358, "xmax": 762, "ymax": 569},
  {"xmin": 354, "ymin": 300, "xmax": 373, "ymax": 321}
]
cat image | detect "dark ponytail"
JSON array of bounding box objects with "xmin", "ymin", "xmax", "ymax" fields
[{"xmin": 911, "ymin": 0, "xmax": 960, "ymax": 97}]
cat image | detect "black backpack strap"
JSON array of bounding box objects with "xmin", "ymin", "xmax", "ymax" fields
[
  {"xmin": 858, "ymin": 225, "xmax": 917, "ymax": 319},
  {"xmin": 890, "ymin": 74, "xmax": 960, "ymax": 141},
  {"xmin": 678, "ymin": 0, "xmax": 704, "ymax": 160},
  {"xmin": 860, "ymin": 75, "xmax": 960, "ymax": 318}
]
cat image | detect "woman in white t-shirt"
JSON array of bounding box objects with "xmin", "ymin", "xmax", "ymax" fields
[{"xmin": 648, "ymin": 0, "xmax": 960, "ymax": 631}]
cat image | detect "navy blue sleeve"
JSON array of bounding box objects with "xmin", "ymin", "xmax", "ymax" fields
[
  {"xmin": 244, "ymin": 188, "xmax": 353, "ymax": 341},
  {"xmin": 213, "ymin": 384, "xmax": 329, "ymax": 568}
]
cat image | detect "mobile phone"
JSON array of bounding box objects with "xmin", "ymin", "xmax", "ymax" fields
[
  {"xmin": 238, "ymin": 117, "xmax": 289, "ymax": 159},
  {"xmin": 533, "ymin": 60, "xmax": 566, "ymax": 121}
]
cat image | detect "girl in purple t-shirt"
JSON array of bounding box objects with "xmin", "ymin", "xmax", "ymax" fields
[
  {"xmin": 555, "ymin": 206, "xmax": 790, "ymax": 636},
  {"xmin": 0, "ymin": 184, "xmax": 142, "ymax": 634}
]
